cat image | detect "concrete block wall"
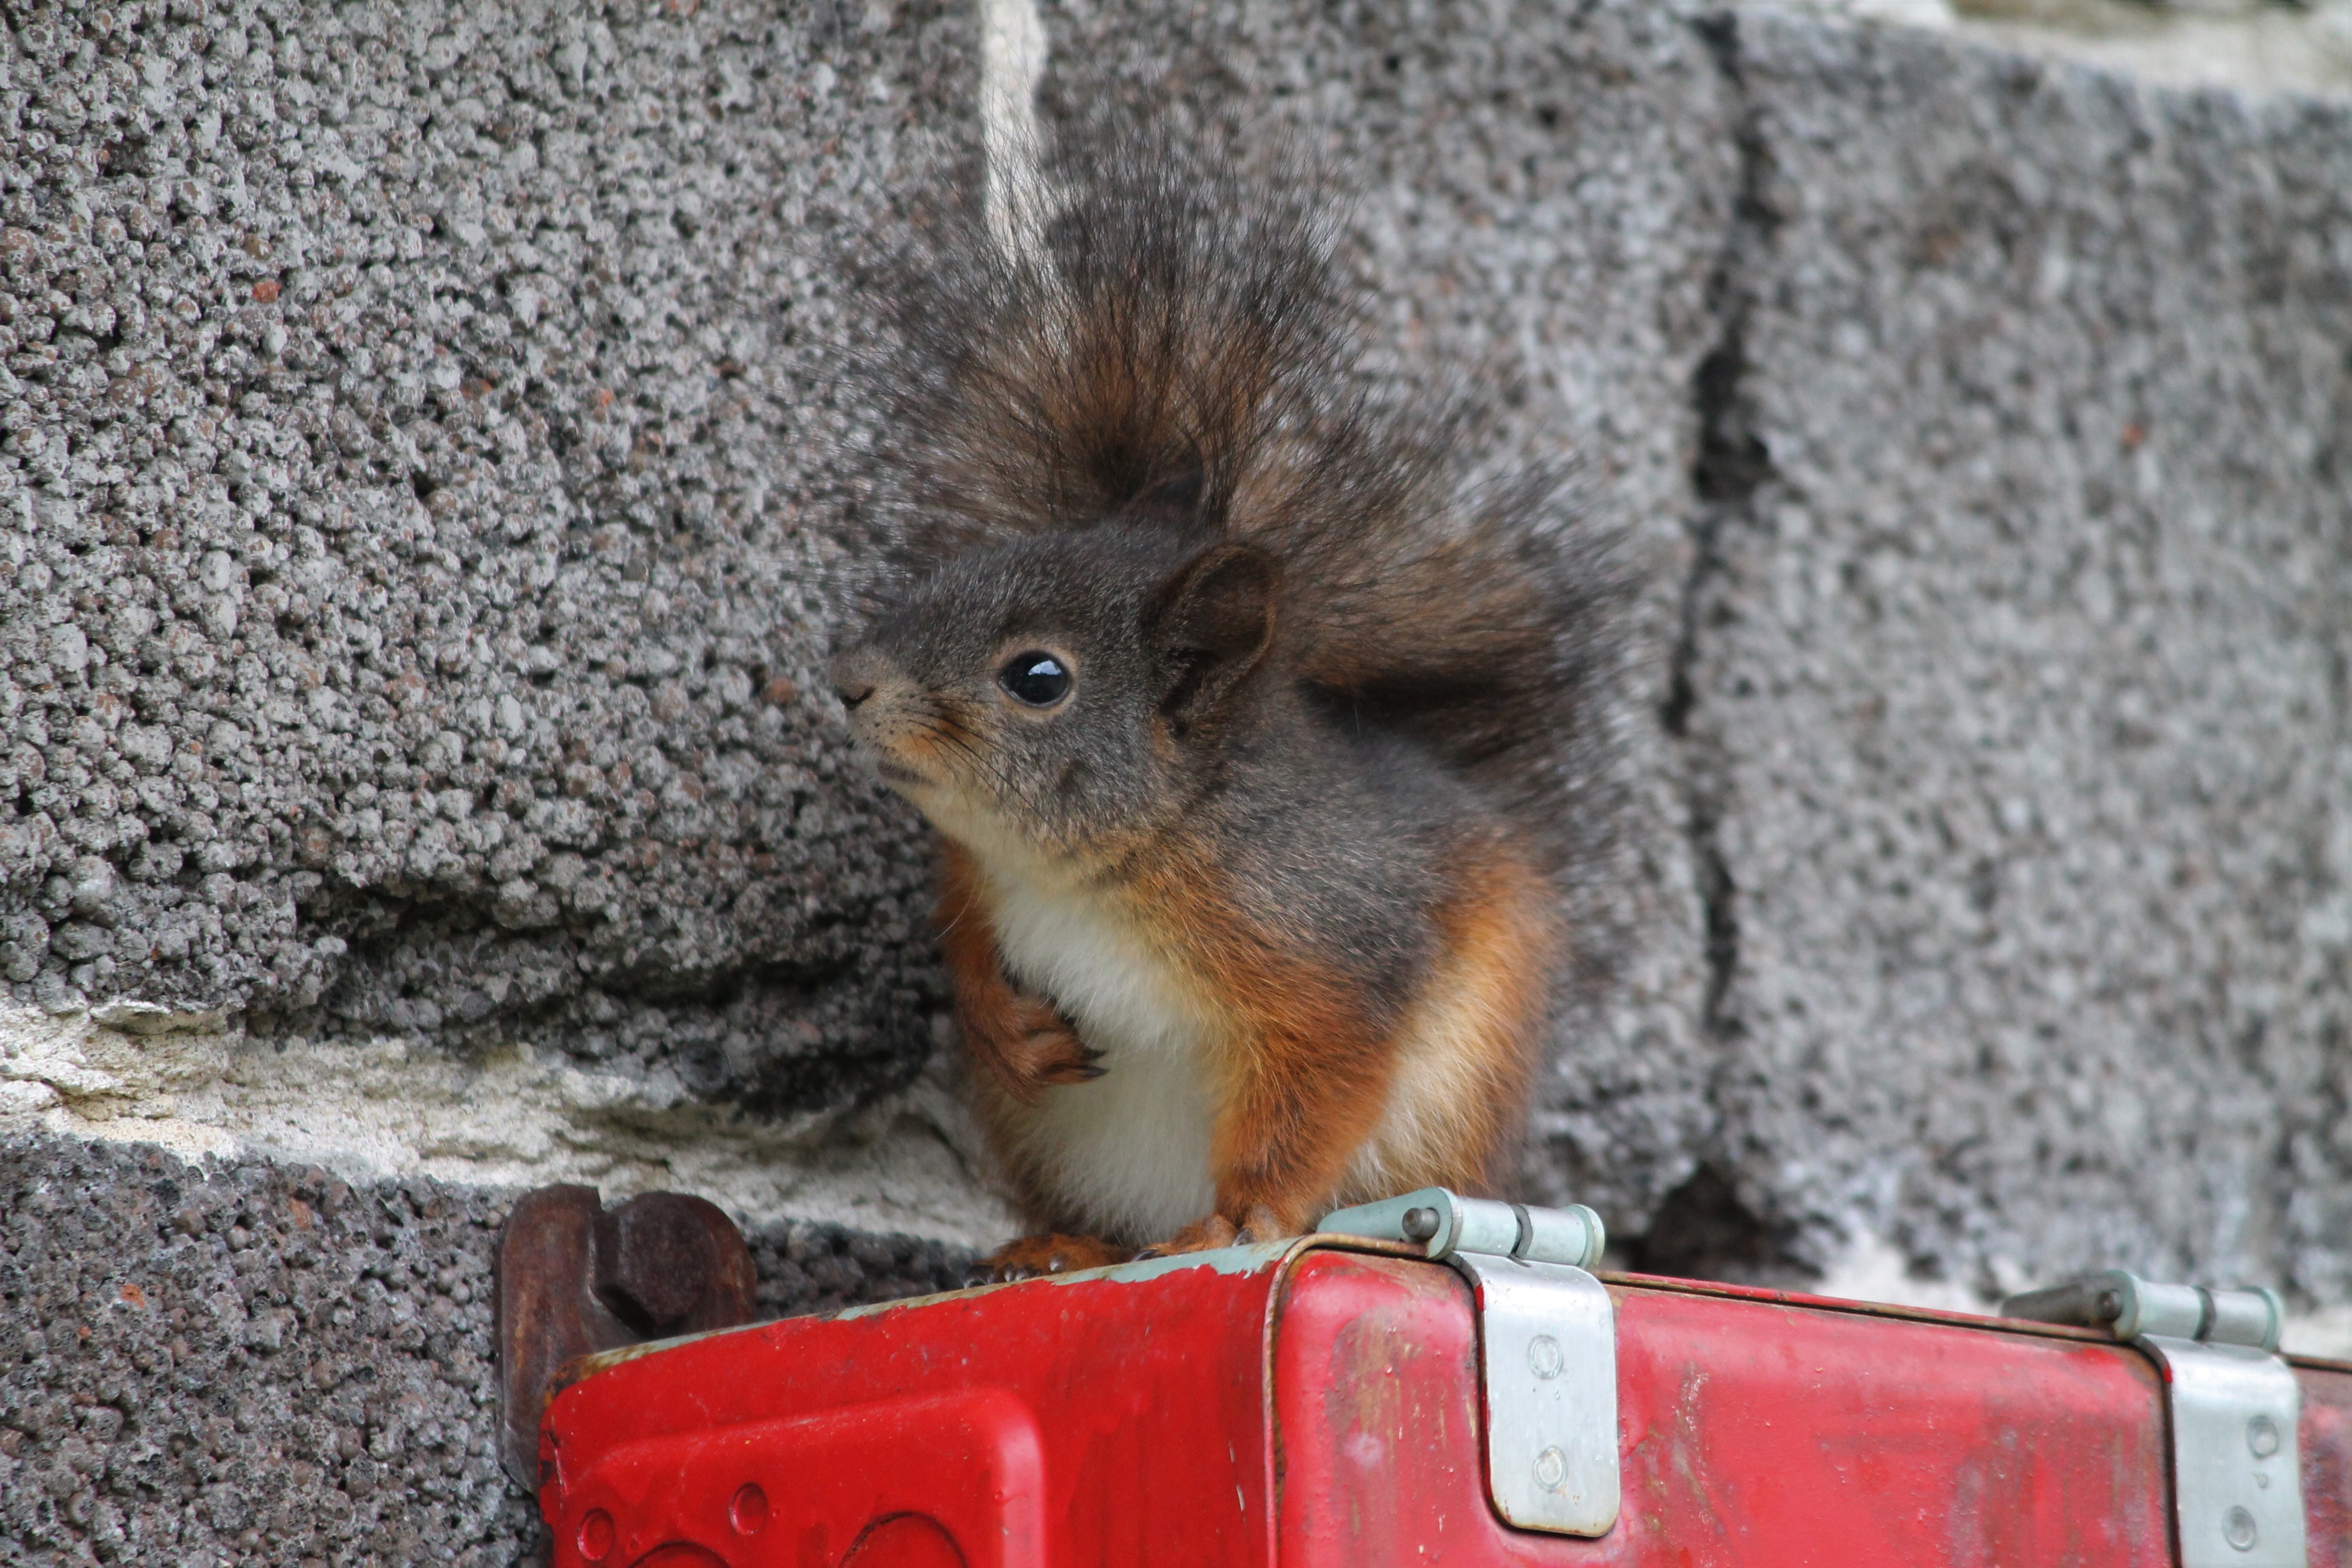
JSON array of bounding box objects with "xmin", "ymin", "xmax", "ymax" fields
[
  {"xmin": 1670, "ymin": 18, "xmax": 2352, "ymax": 1302},
  {"xmin": 1, "ymin": 0, "xmax": 2345, "ymax": 1560},
  {"xmin": 0, "ymin": 1132, "xmax": 971, "ymax": 1565}
]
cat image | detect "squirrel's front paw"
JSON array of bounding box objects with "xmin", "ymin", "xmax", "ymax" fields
[
  {"xmin": 974, "ymin": 1233, "xmax": 1135, "ymax": 1283},
  {"xmin": 996, "ymin": 994, "xmax": 1105, "ymax": 1096}
]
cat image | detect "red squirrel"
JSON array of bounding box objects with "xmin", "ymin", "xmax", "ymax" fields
[{"xmin": 830, "ymin": 126, "xmax": 1622, "ymax": 1277}]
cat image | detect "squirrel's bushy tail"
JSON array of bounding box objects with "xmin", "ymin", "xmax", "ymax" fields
[{"xmin": 858, "ymin": 121, "xmax": 1627, "ymax": 877}]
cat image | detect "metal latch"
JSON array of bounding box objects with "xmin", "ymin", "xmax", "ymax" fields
[
  {"xmin": 2003, "ymin": 1271, "xmax": 2305, "ymax": 1567},
  {"xmin": 1320, "ymin": 1189, "xmax": 1619, "ymax": 1538}
]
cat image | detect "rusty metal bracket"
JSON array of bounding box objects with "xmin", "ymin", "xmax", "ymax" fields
[{"xmin": 494, "ymin": 1184, "xmax": 757, "ymax": 1489}]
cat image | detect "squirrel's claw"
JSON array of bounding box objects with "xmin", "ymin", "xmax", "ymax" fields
[
  {"xmin": 1137, "ymin": 1213, "xmax": 1243, "ymax": 1259},
  {"xmin": 1037, "ymin": 1052, "xmax": 1108, "ymax": 1086},
  {"xmin": 958, "ymin": 986, "xmax": 1108, "ymax": 1102},
  {"xmin": 1139, "ymin": 1207, "xmax": 1292, "ymax": 1258},
  {"xmin": 1006, "ymin": 1011, "xmax": 1104, "ymax": 1093},
  {"xmin": 976, "ymin": 1233, "xmax": 1135, "ymax": 1282}
]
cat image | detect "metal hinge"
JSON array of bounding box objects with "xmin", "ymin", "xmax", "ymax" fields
[
  {"xmin": 1319, "ymin": 1188, "xmax": 1619, "ymax": 1538},
  {"xmin": 2003, "ymin": 1271, "xmax": 2306, "ymax": 1568}
]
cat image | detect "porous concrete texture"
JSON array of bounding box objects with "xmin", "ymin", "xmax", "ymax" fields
[
  {"xmin": 3, "ymin": 0, "xmax": 2351, "ymax": 1556},
  {"xmin": 1668, "ymin": 11, "xmax": 2352, "ymax": 1304},
  {"xmin": 0, "ymin": 0, "xmax": 967, "ymax": 1110},
  {"xmin": 0, "ymin": 1131, "xmax": 973, "ymax": 1566}
]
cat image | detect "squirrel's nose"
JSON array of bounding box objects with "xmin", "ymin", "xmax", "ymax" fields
[{"xmin": 829, "ymin": 649, "xmax": 883, "ymax": 712}]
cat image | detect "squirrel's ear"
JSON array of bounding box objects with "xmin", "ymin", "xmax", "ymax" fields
[{"xmin": 1147, "ymin": 542, "xmax": 1279, "ymax": 729}]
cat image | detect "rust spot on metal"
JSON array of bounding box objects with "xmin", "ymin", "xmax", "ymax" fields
[{"xmin": 593, "ymin": 1191, "xmax": 756, "ymax": 1337}]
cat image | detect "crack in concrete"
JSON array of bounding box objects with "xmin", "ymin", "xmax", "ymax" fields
[
  {"xmin": 1669, "ymin": 12, "xmax": 1781, "ymax": 1043},
  {"xmin": 1613, "ymin": 12, "xmax": 1847, "ymax": 1286}
]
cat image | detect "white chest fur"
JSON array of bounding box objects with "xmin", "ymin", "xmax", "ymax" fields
[{"xmin": 975, "ymin": 857, "xmax": 1218, "ymax": 1244}]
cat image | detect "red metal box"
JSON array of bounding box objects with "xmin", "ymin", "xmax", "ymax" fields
[{"xmin": 536, "ymin": 1235, "xmax": 2352, "ymax": 1567}]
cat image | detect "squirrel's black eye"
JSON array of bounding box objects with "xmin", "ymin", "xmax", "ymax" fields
[{"xmin": 997, "ymin": 651, "xmax": 1071, "ymax": 707}]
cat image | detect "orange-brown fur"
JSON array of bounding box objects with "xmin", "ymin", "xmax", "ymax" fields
[
  {"xmin": 936, "ymin": 840, "xmax": 1102, "ymax": 1100},
  {"xmin": 1337, "ymin": 842, "xmax": 1558, "ymax": 1207},
  {"xmin": 941, "ymin": 821, "xmax": 1559, "ymax": 1272}
]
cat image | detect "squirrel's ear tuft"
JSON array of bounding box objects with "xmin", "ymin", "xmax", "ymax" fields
[{"xmin": 1147, "ymin": 542, "xmax": 1279, "ymax": 729}]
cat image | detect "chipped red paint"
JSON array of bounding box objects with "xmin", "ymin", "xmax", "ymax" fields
[{"xmin": 538, "ymin": 1239, "xmax": 2352, "ymax": 1567}]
